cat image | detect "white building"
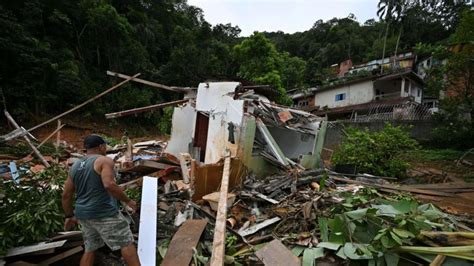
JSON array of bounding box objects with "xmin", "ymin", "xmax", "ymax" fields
[{"xmin": 291, "ymin": 71, "xmax": 426, "ymax": 120}]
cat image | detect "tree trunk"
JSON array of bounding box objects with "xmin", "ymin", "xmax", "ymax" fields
[
  {"xmin": 380, "ymin": 21, "xmax": 390, "ymax": 74},
  {"xmin": 394, "ymin": 25, "xmax": 403, "ymax": 67}
]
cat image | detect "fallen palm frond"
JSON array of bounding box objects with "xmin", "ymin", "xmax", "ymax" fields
[
  {"xmin": 419, "ymin": 231, "xmax": 474, "ymax": 246},
  {"xmin": 398, "ymin": 245, "xmax": 474, "ymax": 261}
]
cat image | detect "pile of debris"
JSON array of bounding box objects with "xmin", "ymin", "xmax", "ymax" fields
[{"xmin": 147, "ymin": 165, "xmax": 474, "ymax": 265}]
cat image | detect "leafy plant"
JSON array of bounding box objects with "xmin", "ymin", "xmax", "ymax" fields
[
  {"xmin": 333, "ymin": 123, "xmax": 419, "ymax": 177},
  {"xmin": 157, "ymin": 107, "xmax": 174, "ymax": 135},
  {"xmin": 0, "ymin": 165, "xmax": 67, "ymax": 255},
  {"xmin": 125, "ymin": 187, "xmax": 141, "ymax": 203},
  {"xmin": 318, "ymin": 189, "xmax": 457, "ymax": 264}
]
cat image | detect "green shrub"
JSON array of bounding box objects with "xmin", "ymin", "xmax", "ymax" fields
[
  {"xmin": 333, "ymin": 124, "xmax": 419, "ymax": 177},
  {"xmin": 157, "ymin": 107, "xmax": 174, "ymax": 135},
  {"xmin": 0, "ymin": 165, "xmax": 67, "ymax": 255}
]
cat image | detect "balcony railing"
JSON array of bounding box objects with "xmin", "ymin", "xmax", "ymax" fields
[{"xmin": 374, "ymin": 92, "xmax": 402, "ymax": 100}]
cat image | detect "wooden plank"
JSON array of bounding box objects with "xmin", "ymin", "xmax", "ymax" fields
[
  {"xmin": 50, "ymin": 231, "xmax": 82, "ymax": 241},
  {"xmin": 6, "ymin": 261, "xmax": 38, "ymax": 266},
  {"xmin": 399, "ymin": 183, "xmax": 474, "ymax": 190},
  {"xmin": 161, "ymin": 220, "xmax": 207, "ymax": 266},
  {"xmin": 4, "ymin": 111, "xmax": 50, "ymax": 168},
  {"xmin": 6, "ymin": 241, "xmax": 67, "ymax": 257},
  {"xmin": 210, "ymin": 156, "xmax": 231, "ymax": 266},
  {"xmin": 121, "ymin": 160, "xmax": 175, "ymax": 174},
  {"xmin": 38, "ymin": 246, "xmax": 83, "ymax": 266},
  {"xmin": 137, "ymin": 176, "xmax": 158, "ymax": 265},
  {"xmin": 34, "ymin": 124, "xmax": 66, "ymax": 149},
  {"xmin": 255, "ymin": 239, "xmax": 300, "ymax": 266},
  {"xmin": 55, "ymin": 120, "xmax": 61, "ymax": 148},
  {"xmin": 119, "ymin": 177, "xmax": 143, "ymax": 189},
  {"xmin": 28, "ymin": 73, "xmax": 140, "ymax": 132},
  {"xmin": 105, "ymin": 99, "xmax": 189, "ymax": 119},
  {"xmin": 0, "ymin": 128, "xmax": 28, "ymax": 142}
]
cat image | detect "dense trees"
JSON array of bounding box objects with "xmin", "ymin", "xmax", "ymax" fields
[
  {"xmin": 0, "ymin": 0, "xmax": 240, "ymax": 125},
  {"xmin": 0, "ymin": 0, "xmax": 470, "ymax": 129}
]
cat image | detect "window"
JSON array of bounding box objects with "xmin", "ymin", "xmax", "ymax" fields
[
  {"xmin": 335, "ymin": 93, "xmax": 346, "ymax": 101},
  {"xmin": 417, "ymin": 89, "xmax": 421, "ymax": 97}
]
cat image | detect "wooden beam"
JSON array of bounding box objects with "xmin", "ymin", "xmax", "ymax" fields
[
  {"xmin": 210, "ymin": 156, "xmax": 231, "ymax": 266},
  {"xmin": 0, "ymin": 128, "xmax": 28, "ymax": 142},
  {"xmin": 38, "ymin": 246, "xmax": 83, "ymax": 265},
  {"xmin": 28, "ymin": 73, "xmax": 140, "ymax": 132},
  {"xmin": 105, "ymin": 99, "xmax": 189, "ymax": 119},
  {"xmin": 331, "ymin": 176, "xmax": 455, "ymax": 197},
  {"xmin": 55, "ymin": 119, "xmax": 61, "ymax": 148},
  {"xmin": 107, "ymin": 71, "xmax": 190, "ymax": 93},
  {"xmin": 37, "ymin": 124, "xmax": 66, "ymax": 149},
  {"xmin": 6, "ymin": 240, "xmax": 67, "ymax": 257},
  {"xmin": 4, "ymin": 111, "xmax": 50, "ymax": 167}
]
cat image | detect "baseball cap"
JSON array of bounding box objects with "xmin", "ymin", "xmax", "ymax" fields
[{"xmin": 83, "ymin": 134, "xmax": 108, "ymax": 149}]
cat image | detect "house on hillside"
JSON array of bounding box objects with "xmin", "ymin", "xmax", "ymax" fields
[{"xmin": 291, "ymin": 54, "xmax": 432, "ymax": 120}]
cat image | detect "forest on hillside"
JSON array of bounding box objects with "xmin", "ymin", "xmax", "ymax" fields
[{"xmin": 0, "ymin": 0, "xmax": 471, "ymax": 130}]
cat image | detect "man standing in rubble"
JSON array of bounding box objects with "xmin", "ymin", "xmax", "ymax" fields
[{"xmin": 62, "ymin": 134, "xmax": 140, "ymax": 266}]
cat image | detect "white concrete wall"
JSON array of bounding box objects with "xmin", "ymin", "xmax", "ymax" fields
[
  {"xmin": 313, "ymin": 80, "xmax": 374, "ymax": 109},
  {"xmin": 267, "ymin": 126, "xmax": 316, "ymax": 159},
  {"xmin": 409, "ymin": 81, "xmax": 422, "ymax": 103},
  {"xmin": 195, "ymin": 82, "xmax": 244, "ymax": 164},
  {"xmin": 165, "ymin": 103, "xmax": 197, "ymax": 156}
]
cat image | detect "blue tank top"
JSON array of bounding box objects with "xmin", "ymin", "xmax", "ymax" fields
[{"xmin": 70, "ymin": 155, "xmax": 118, "ymax": 220}]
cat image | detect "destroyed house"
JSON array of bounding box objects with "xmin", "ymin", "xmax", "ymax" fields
[{"xmin": 165, "ymin": 82, "xmax": 326, "ymax": 179}]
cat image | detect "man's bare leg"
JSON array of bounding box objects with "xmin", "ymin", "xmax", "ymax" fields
[
  {"xmin": 121, "ymin": 244, "xmax": 140, "ymax": 266},
  {"xmin": 80, "ymin": 251, "xmax": 95, "ymax": 266}
]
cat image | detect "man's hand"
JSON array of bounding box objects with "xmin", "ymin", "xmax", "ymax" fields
[
  {"xmin": 64, "ymin": 217, "xmax": 78, "ymax": 231},
  {"xmin": 126, "ymin": 200, "xmax": 138, "ymax": 214}
]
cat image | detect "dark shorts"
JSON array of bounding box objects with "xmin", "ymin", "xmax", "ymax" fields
[{"xmin": 79, "ymin": 213, "xmax": 134, "ymax": 252}]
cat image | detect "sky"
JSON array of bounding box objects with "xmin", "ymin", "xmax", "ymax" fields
[{"xmin": 187, "ymin": 0, "xmax": 380, "ymax": 36}]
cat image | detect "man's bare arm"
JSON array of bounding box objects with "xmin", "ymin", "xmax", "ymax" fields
[
  {"xmin": 62, "ymin": 175, "xmax": 75, "ymax": 217},
  {"xmin": 97, "ymin": 157, "xmax": 132, "ymax": 203}
]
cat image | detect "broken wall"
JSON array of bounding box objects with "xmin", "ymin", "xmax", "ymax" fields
[
  {"xmin": 165, "ymin": 103, "xmax": 196, "ymax": 156},
  {"xmin": 195, "ymin": 82, "xmax": 244, "ymax": 164},
  {"xmin": 267, "ymin": 126, "xmax": 316, "ymax": 160}
]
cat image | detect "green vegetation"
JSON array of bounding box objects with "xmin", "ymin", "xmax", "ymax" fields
[
  {"xmin": 0, "ymin": 142, "xmax": 66, "ymax": 158},
  {"xmin": 407, "ymin": 149, "xmax": 463, "ymax": 162},
  {"xmin": 319, "ymin": 188, "xmax": 464, "ymax": 263},
  {"xmin": 0, "ymin": 165, "xmax": 67, "ymax": 255},
  {"xmin": 419, "ymin": 11, "xmax": 474, "ymax": 150},
  {"xmin": 333, "ymin": 124, "xmax": 419, "ymax": 177},
  {"xmin": 0, "ymin": 1, "xmax": 470, "ymax": 129}
]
